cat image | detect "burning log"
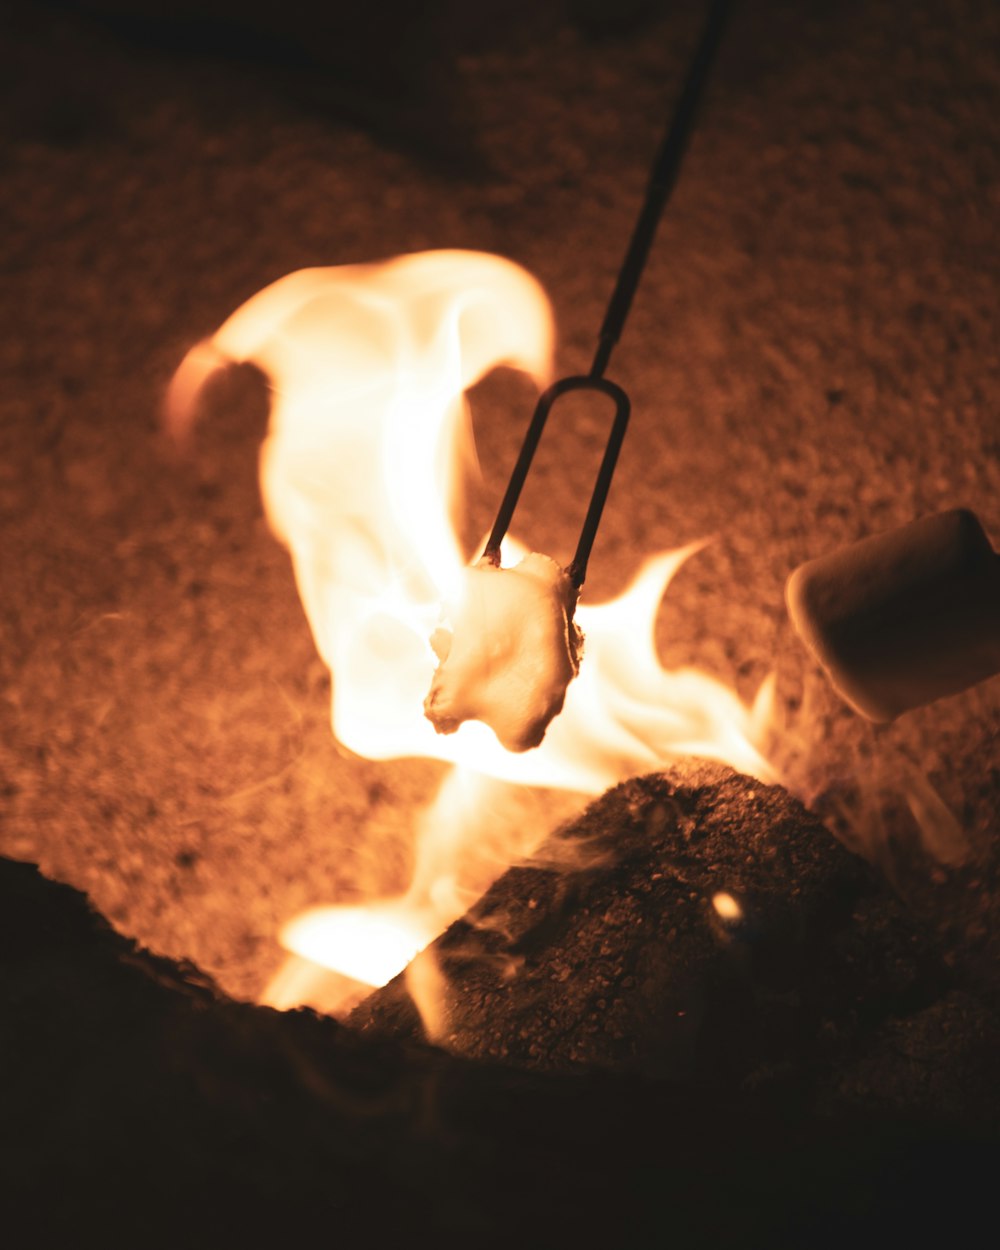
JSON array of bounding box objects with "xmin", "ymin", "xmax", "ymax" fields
[{"xmin": 351, "ymin": 763, "xmax": 871, "ymax": 1081}]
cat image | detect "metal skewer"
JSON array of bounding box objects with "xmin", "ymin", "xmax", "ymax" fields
[{"xmin": 483, "ymin": 0, "xmax": 732, "ymax": 590}]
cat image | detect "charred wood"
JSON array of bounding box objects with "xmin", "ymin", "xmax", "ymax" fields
[{"xmin": 353, "ymin": 764, "xmax": 874, "ymax": 1082}]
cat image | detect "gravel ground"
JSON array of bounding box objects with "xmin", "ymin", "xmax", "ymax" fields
[{"xmin": 1, "ymin": 0, "xmax": 997, "ymax": 1001}]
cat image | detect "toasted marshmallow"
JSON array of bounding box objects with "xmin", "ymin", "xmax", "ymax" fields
[{"xmin": 424, "ymin": 553, "xmax": 583, "ymax": 752}]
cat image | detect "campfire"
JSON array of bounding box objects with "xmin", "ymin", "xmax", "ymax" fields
[
  {"xmin": 159, "ymin": 5, "xmax": 788, "ymax": 1026},
  {"xmin": 166, "ymin": 248, "xmax": 775, "ymax": 1027},
  {"xmin": 160, "ymin": 235, "xmax": 998, "ymax": 1088},
  {"xmin": 4, "ymin": 0, "xmax": 1000, "ymax": 1241}
]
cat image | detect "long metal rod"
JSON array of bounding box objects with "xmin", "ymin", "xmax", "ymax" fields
[
  {"xmin": 484, "ymin": 0, "xmax": 731, "ymax": 587},
  {"xmin": 590, "ymin": 0, "xmax": 732, "ymax": 379}
]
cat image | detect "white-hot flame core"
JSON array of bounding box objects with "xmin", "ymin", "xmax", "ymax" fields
[
  {"xmin": 170, "ymin": 251, "xmax": 776, "ymax": 1019},
  {"xmin": 282, "ymin": 903, "xmax": 434, "ymax": 988},
  {"xmin": 712, "ymin": 891, "xmax": 743, "ymax": 921}
]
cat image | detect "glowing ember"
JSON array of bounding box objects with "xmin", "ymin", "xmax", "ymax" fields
[
  {"xmin": 711, "ymin": 891, "xmax": 743, "ymax": 921},
  {"xmin": 169, "ymin": 249, "xmax": 775, "ymax": 1022}
]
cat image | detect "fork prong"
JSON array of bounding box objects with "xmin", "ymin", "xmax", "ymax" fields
[
  {"xmin": 483, "ymin": 376, "xmax": 630, "ymax": 591},
  {"xmin": 484, "ymin": 0, "xmax": 729, "ymax": 589}
]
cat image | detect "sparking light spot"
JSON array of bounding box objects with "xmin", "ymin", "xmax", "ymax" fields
[{"xmin": 712, "ymin": 891, "xmax": 743, "ymax": 921}]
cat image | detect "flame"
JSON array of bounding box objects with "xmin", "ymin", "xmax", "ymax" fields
[
  {"xmin": 283, "ymin": 903, "xmax": 432, "ymax": 987},
  {"xmin": 169, "ymin": 250, "xmax": 775, "ymax": 1024}
]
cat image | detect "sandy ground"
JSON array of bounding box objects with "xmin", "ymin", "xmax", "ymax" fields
[{"xmin": 1, "ymin": 0, "xmax": 998, "ymax": 1001}]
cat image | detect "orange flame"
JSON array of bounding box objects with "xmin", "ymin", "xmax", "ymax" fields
[{"xmin": 169, "ymin": 251, "xmax": 774, "ymax": 1025}]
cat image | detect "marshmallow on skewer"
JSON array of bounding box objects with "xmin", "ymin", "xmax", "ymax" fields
[{"xmin": 424, "ymin": 553, "xmax": 583, "ymax": 752}]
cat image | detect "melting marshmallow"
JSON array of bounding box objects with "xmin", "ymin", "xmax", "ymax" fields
[{"xmin": 424, "ymin": 553, "xmax": 583, "ymax": 752}]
